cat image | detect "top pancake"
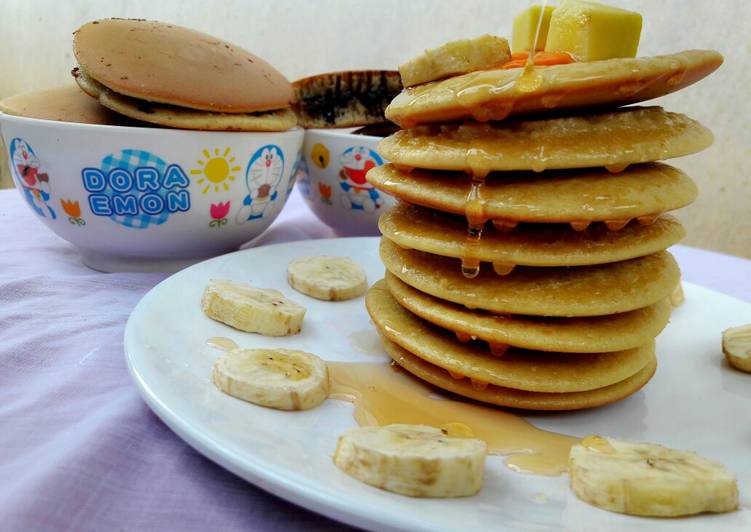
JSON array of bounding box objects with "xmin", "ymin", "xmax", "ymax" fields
[
  {"xmin": 379, "ymin": 107, "xmax": 713, "ymax": 173},
  {"xmin": 386, "ymin": 50, "xmax": 723, "ymax": 127},
  {"xmin": 73, "ymin": 19, "xmax": 293, "ymax": 113},
  {"xmin": 0, "ymin": 85, "xmax": 134, "ymax": 126}
]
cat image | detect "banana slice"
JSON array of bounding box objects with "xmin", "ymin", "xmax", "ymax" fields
[
  {"xmin": 333, "ymin": 424, "xmax": 487, "ymax": 498},
  {"xmin": 287, "ymin": 256, "xmax": 367, "ymax": 301},
  {"xmin": 399, "ymin": 34, "xmax": 511, "ymax": 87},
  {"xmin": 569, "ymin": 435, "xmax": 739, "ymax": 517},
  {"xmin": 201, "ymin": 279, "xmax": 306, "ymax": 336},
  {"xmin": 722, "ymin": 323, "xmax": 751, "ymax": 373},
  {"xmin": 212, "ymin": 348, "xmax": 328, "ymax": 411}
]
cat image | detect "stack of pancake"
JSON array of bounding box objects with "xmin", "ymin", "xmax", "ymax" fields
[{"xmin": 364, "ymin": 50, "xmax": 723, "ymax": 410}]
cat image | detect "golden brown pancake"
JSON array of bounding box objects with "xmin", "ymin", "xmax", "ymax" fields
[
  {"xmin": 379, "ymin": 203, "xmax": 685, "ymax": 268},
  {"xmin": 379, "ymin": 107, "xmax": 712, "ymax": 174},
  {"xmin": 73, "ymin": 18, "xmax": 293, "ymax": 113},
  {"xmin": 367, "ymin": 163, "xmax": 697, "ymax": 224},
  {"xmin": 385, "ymin": 50, "xmax": 723, "ymax": 127},
  {"xmin": 73, "ymin": 68, "xmax": 296, "ymax": 131},
  {"xmin": 72, "ymin": 19, "xmax": 295, "ymax": 131},
  {"xmin": 292, "ymin": 70, "xmax": 402, "ymax": 128},
  {"xmin": 0, "ymin": 85, "xmax": 134, "ymax": 125},
  {"xmin": 380, "ymin": 238, "xmax": 680, "ymax": 317},
  {"xmin": 384, "ymin": 336, "xmax": 657, "ymax": 411},
  {"xmin": 365, "ymin": 281, "xmax": 655, "ymax": 393},
  {"xmin": 385, "ymin": 273, "xmax": 671, "ymax": 353}
]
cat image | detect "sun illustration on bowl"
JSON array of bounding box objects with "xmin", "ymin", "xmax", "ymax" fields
[{"xmin": 191, "ymin": 147, "xmax": 241, "ymax": 194}]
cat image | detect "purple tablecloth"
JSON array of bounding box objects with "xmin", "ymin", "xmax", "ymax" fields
[{"xmin": 1, "ymin": 187, "xmax": 750, "ymax": 531}]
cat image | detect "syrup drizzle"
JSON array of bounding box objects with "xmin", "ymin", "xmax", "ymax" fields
[
  {"xmin": 207, "ymin": 337, "xmax": 577, "ymax": 475},
  {"xmin": 327, "ymin": 361, "xmax": 576, "ymax": 475},
  {"xmin": 458, "ymin": 4, "xmax": 551, "ymax": 277},
  {"xmin": 462, "ymin": 173, "xmax": 487, "ymax": 279}
]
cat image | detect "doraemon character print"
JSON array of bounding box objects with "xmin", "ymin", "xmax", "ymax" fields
[
  {"xmin": 236, "ymin": 145, "xmax": 284, "ymax": 223},
  {"xmin": 338, "ymin": 146, "xmax": 382, "ymax": 212},
  {"xmin": 10, "ymin": 138, "xmax": 57, "ymax": 219}
]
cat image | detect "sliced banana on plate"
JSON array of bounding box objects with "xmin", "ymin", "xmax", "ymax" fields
[
  {"xmin": 334, "ymin": 424, "xmax": 487, "ymax": 498},
  {"xmin": 287, "ymin": 256, "xmax": 367, "ymax": 301},
  {"xmin": 201, "ymin": 279, "xmax": 306, "ymax": 336},
  {"xmin": 569, "ymin": 435, "xmax": 738, "ymax": 517},
  {"xmin": 212, "ymin": 348, "xmax": 328, "ymax": 411},
  {"xmin": 722, "ymin": 323, "xmax": 751, "ymax": 373}
]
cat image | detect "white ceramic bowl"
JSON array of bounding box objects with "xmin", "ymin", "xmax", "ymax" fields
[
  {"xmin": 0, "ymin": 113, "xmax": 304, "ymax": 271},
  {"xmin": 298, "ymin": 129, "xmax": 395, "ymax": 235}
]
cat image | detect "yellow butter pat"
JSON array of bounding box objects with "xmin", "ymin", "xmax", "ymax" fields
[
  {"xmin": 545, "ymin": 0, "xmax": 642, "ymax": 61},
  {"xmin": 511, "ymin": 4, "xmax": 555, "ymax": 53}
]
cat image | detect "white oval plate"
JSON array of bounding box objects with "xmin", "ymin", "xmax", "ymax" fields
[{"xmin": 124, "ymin": 237, "xmax": 751, "ymax": 531}]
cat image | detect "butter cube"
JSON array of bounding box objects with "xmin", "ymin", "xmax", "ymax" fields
[
  {"xmin": 545, "ymin": 0, "xmax": 642, "ymax": 61},
  {"xmin": 512, "ymin": 5, "xmax": 556, "ymax": 53}
]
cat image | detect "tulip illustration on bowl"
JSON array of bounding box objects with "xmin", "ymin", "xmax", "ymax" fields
[
  {"xmin": 209, "ymin": 201, "xmax": 230, "ymax": 228},
  {"xmin": 61, "ymin": 199, "xmax": 86, "ymax": 226},
  {"xmin": 319, "ymin": 183, "xmax": 332, "ymax": 205}
]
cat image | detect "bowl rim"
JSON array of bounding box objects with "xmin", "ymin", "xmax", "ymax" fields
[
  {"xmin": 0, "ymin": 110, "xmax": 305, "ymax": 137},
  {"xmin": 302, "ymin": 127, "xmax": 386, "ymax": 143}
]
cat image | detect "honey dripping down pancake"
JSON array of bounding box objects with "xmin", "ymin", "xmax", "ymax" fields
[
  {"xmin": 384, "ymin": 272, "xmax": 671, "ymax": 354},
  {"xmin": 385, "ymin": 50, "xmax": 723, "ymax": 127},
  {"xmin": 380, "ymin": 237, "xmax": 680, "ymax": 317},
  {"xmin": 367, "ymin": 164, "xmax": 697, "ymax": 226},
  {"xmin": 365, "ymin": 281, "xmax": 655, "ymax": 393},
  {"xmin": 369, "ymin": 163, "xmax": 695, "ymax": 277},
  {"xmin": 382, "ymin": 335, "xmax": 657, "ymax": 412},
  {"xmin": 379, "ymin": 202, "xmax": 686, "ymax": 270},
  {"xmin": 206, "ymin": 338, "xmax": 577, "ymax": 475},
  {"xmin": 379, "ymin": 107, "xmax": 713, "ymax": 174}
]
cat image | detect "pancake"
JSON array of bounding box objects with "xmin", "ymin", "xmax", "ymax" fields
[
  {"xmin": 0, "ymin": 85, "xmax": 134, "ymax": 126},
  {"xmin": 365, "ymin": 281, "xmax": 655, "ymax": 393},
  {"xmin": 73, "ymin": 19, "xmax": 293, "ymax": 113},
  {"xmin": 379, "ymin": 203, "xmax": 685, "ymax": 268},
  {"xmin": 380, "ymin": 238, "xmax": 680, "ymax": 317},
  {"xmin": 292, "ymin": 70, "xmax": 402, "ymax": 128},
  {"xmin": 367, "ymin": 163, "xmax": 697, "ymax": 225},
  {"xmin": 384, "ymin": 336, "xmax": 657, "ymax": 411},
  {"xmin": 379, "ymin": 107, "xmax": 712, "ymax": 174},
  {"xmin": 385, "ymin": 273, "xmax": 672, "ymax": 353},
  {"xmin": 385, "ymin": 50, "xmax": 723, "ymax": 127},
  {"xmin": 74, "ymin": 70, "xmax": 296, "ymax": 131}
]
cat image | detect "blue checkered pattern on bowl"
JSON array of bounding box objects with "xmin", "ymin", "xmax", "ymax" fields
[{"xmin": 101, "ymin": 149, "xmax": 171, "ymax": 229}]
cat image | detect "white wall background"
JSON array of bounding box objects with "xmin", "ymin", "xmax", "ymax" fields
[{"xmin": 1, "ymin": 0, "xmax": 748, "ymax": 257}]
